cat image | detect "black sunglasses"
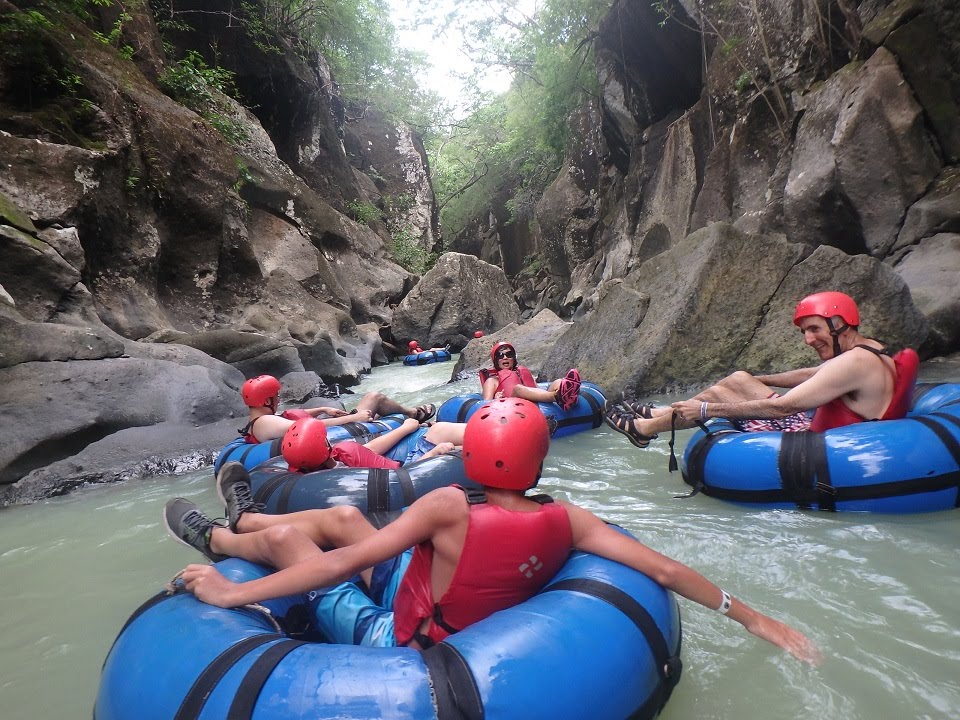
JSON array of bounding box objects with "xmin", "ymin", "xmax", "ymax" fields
[{"xmin": 496, "ymin": 350, "xmax": 516, "ymax": 359}]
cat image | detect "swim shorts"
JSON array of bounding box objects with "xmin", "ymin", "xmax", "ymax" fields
[
  {"xmin": 725, "ymin": 391, "xmax": 812, "ymax": 432},
  {"xmin": 307, "ymin": 549, "xmax": 413, "ymax": 647},
  {"xmin": 403, "ymin": 432, "xmax": 437, "ymax": 465}
]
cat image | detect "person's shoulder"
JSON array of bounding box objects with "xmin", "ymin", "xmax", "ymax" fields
[{"xmin": 416, "ymin": 486, "xmax": 470, "ymax": 522}]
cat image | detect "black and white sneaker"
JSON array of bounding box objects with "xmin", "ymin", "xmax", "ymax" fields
[{"xmin": 216, "ymin": 461, "xmax": 262, "ymax": 532}]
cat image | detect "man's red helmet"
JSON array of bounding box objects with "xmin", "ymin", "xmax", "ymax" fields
[
  {"xmin": 793, "ymin": 291, "xmax": 860, "ymax": 328},
  {"xmin": 473, "ymin": 330, "xmax": 484, "ymax": 338},
  {"xmin": 463, "ymin": 398, "xmax": 550, "ymax": 490},
  {"xmin": 408, "ymin": 340, "xmax": 420, "ymax": 350},
  {"xmin": 241, "ymin": 375, "xmax": 281, "ymax": 408},
  {"xmin": 281, "ymin": 418, "xmax": 331, "ymax": 472}
]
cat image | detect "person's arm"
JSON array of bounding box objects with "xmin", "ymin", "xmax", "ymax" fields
[
  {"xmin": 564, "ymin": 503, "xmax": 822, "ymax": 664},
  {"xmin": 677, "ymin": 354, "xmax": 862, "ymax": 421},
  {"xmin": 181, "ymin": 487, "xmax": 465, "ymax": 607},
  {"xmin": 417, "ymin": 441, "xmax": 457, "ymax": 461},
  {"xmin": 320, "ymin": 409, "xmax": 373, "ymax": 427},
  {"xmin": 363, "ymin": 417, "xmax": 421, "ymax": 456},
  {"xmin": 305, "ymin": 406, "xmax": 349, "ymax": 418},
  {"xmin": 754, "ymin": 366, "xmax": 819, "ymax": 389}
]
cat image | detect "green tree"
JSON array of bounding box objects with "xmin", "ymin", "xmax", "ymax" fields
[{"xmin": 423, "ymin": 0, "xmax": 609, "ymax": 236}]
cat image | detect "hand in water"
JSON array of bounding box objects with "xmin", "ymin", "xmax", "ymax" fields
[{"xmin": 745, "ymin": 613, "xmax": 824, "ymax": 666}]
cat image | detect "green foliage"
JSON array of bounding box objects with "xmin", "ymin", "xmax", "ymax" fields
[
  {"xmin": 735, "ymin": 71, "xmax": 752, "ymax": 93},
  {"xmin": 425, "ymin": 0, "xmax": 608, "ymax": 235},
  {"xmin": 518, "ymin": 253, "xmax": 546, "ymax": 278},
  {"xmin": 92, "ymin": 10, "xmax": 135, "ymax": 58},
  {"xmin": 389, "ymin": 226, "xmax": 437, "ymax": 275},
  {"xmin": 346, "ymin": 199, "xmax": 384, "ymax": 225},
  {"xmin": 159, "ymin": 51, "xmax": 248, "ymax": 145},
  {"xmin": 233, "ymin": 159, "xmax": 254, "ymax": 192}
]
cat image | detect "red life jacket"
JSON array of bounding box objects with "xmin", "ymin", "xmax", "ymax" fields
[
  {"xmin": 809, "ymin": 347, "xmax": 919, "ymax": 432},
  {"xmin": 478, "ymin": 366, "xmax": 538, "ymax": 397},
  {"xmin": 393, "ymin": 487, "xmax": 572, "ymax": 647}
]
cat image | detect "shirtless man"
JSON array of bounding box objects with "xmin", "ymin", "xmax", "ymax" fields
[
  {"xmin": 239, "ymin": 374, "xmax": 437, "ymax": 444},
  {"xmin": 166, "ymin": 398, "xmax": 821, "ymax": 664},
  {"xmin": 604, "ymin": 292, "xmax": 919, "ymax": 447}
]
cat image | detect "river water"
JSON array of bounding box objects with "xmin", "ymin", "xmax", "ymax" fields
[{"xmin": 1, "ymin": 358, "xmax": 958, "ymax": 719}]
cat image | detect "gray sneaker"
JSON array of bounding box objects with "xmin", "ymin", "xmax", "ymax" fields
[
  {"xmin": 162, "ymin": 497, "xmax": 227, "ymax": 562},
  {"xmin": 216, "ymin": 461, "xmax": 262, "ymax": 531}
]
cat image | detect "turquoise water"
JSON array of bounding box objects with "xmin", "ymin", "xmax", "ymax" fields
[{"xmin": 1, "ymin": 358, "xmax": 958, "ymax": 719}]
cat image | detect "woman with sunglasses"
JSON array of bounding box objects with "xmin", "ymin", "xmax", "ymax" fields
[{"xmin": 480, "ymin": 342, "xmax": 582, "ymax": 411}]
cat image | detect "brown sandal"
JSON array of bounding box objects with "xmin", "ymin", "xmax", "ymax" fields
[{"xmin": 603, "ymin": 402, "xmax": 657, "ymax": 449}]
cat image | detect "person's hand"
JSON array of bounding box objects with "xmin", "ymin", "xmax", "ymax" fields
[
  {"xmin": 433, "ymin": 442, "xmax": 456, "ymax": 456},
  {"xmin": 351, "ymin": 409, "xmax": 373, "ymax": 422},
  {"xmin": 671, "ymin": 399, "xmax": 702, "ymax": 423},
  {"xmin": 494, "ymin": 391, "xmax": 504, "ymax": 399},
  {"xmin": 402, "ymin": 417, "xmax": 420, "ymax": 431},
  {"xmin": 323, "ymin": 407, "xmax": 349, "ymax": 418},
  {"xmin": 180, "ymin": 564, "xmax": 242, "ymax": 608},
  {"xmin": 743, "ymin": 612, "xmax": 824, "ymax": 666}
]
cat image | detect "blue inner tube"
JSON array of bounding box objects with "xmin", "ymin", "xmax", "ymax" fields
[
  {"xmin": 245, "ymin": 453, "xmax": 474, "ymax": 526},
  {"xmin": 214, "ymin": 414, "xmax": 408, "ymax": 473},
  {"xmin": 680, "ymin": 382, "xmax": 960, "ymax": 512},
  {"xmin": 436, "ymin": 382, "xmax": 607, "ymax": 439},
  {"xmin": 95, "ymin": 528, "xmax": 682, "ymax": 720},
  {"xmin": 403, "ymin": 350, "xmax": 451, "ymax": 366}
]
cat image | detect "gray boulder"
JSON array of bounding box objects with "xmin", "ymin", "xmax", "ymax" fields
[
  {"xmin": 783, "ymin": 48, "xmax": 940, "ymax": 257},
  {"xmin": 0, "ymin": 355, "xmax": 244, "ymax": 490},
  {"xmin": 451, "ymin": 309, "xmax": 573, "ymax": 383},
  {"xmin": 893, "ymin": 233, "xmax": 960, "ymax": 354},
  {"xmin": 392, "ymin": 253, "xmax": 520, "ymax": 350},
  {"xmin": 739, "ymin": 244, "xmax": 929, "ymax": 371},
  {"xmin": 543, "ymin": 223, "xmax": 811, "ymax": 396}
]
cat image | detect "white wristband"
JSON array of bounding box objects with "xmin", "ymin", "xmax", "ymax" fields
[{"xmin": 716, "ymin": 589, "xmax": 732, "ymax": 615}]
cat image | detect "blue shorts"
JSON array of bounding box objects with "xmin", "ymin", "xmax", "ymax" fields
[
  {"xmin": 307, "ymin": 549, "xmax": 413, "ymax": 647},
  {"xmin": 403, "ymin": 434, "xmax": 436, "ymax": 465}
]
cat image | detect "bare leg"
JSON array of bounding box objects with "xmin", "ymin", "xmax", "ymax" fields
[
  {"xmin": 511, "ymin": 385, "xmax": 558, "ymax": 404},
  {"xmin": 631, "ymin": 371, "xmax": 774, "ymax": 436},
  {"xmin": 354, "ymin": 391, "xmax": 415, "ymax": 419},
  {"xmin": 213, "ymin": 506, "xmax": 378, "ymax": 584},
  {"xmin": 424, "ymin": 421, "xmax": 465, "ymax": 445},
  {"xmin": 481, "ymin": 377, "xmax": 500, "ymax": 400}
]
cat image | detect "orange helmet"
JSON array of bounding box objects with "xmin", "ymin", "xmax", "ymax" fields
[
  {"xmin": 281, "ymin": 418, "xmax": 331, "ymax": 472},
  {"xmin": 241, "ymin": 375, "xmax": 281, "ymax": 408},
  {"xmin": 463, "ymin": 398, "xmax": 550, "ymax": 490}
]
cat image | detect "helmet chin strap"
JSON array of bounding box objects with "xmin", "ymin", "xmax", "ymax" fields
[{"xmin": 825, "ymin": 317, "xmax": 850, "ymax": 358}]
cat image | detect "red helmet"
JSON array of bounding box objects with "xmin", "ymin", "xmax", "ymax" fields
[
  {"xmin": 281, "ymin": 418, "xmax": 331, "ymax": 472},
  {"xmin": 241, "ymin": 375, "xmax": 281, "ymax": 408},
  {"xmin": 490, "ymin": 341, "xmax": 516, "ymax": 365},
  {"xmin": 463, "ymin": 398, "xmax": 550, "ymax": 490},
  {"xmin": 473, "ymin": 330, "xmax": 484, "ymax": 338},
  {"xmin": 408, "ymin": 340, "xmax": 419, "ymax": 350},
  {"xmin": 793, "ymin": 291, "xmax": 860, "ymax": 328}
]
